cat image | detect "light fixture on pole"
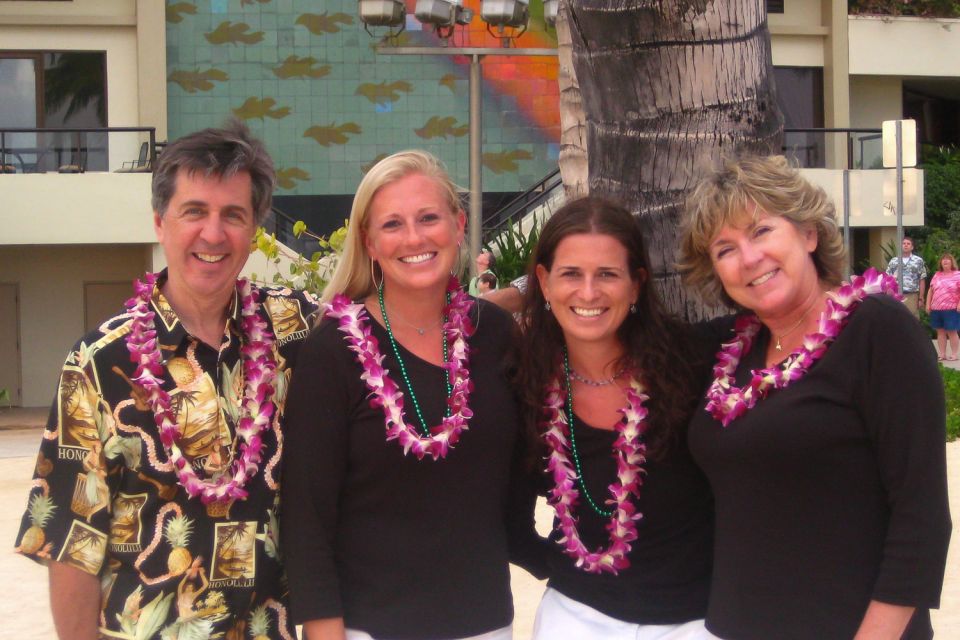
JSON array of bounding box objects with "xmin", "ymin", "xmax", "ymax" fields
[
  {"xmin": 481, "ymin": 0, "xmax": 530, "ymax": 39},
  {"xmin": 358, "ymin": 0, "xmax": 406, "ymax": 37},
  {"xmin": 542, "ymin": 0, "xmax": 559, "ymax": 27},
  {"xmin": 416, "ymin": 0, "xmax": 473, "ymax": 40}
]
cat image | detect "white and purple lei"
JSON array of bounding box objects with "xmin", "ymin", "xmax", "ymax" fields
[
  {"xmin": 125, "ymin": 272, "xmax": 277, "ymax": 504},
  {"xmin": 541, "ymin": 376, "xmax": 649, "ymax": 575},
  {"xmin": 706, "ymin": 267, "xmax": 901, "ymax": 427},
  {"xmin": 323, "ymin": 276, "xmax": 475, "ymax": 461}
]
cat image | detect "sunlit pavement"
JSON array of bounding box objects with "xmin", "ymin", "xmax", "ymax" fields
[{"xmin": 0, "ymin": 415, "xmax": 956, "ymax": 639}]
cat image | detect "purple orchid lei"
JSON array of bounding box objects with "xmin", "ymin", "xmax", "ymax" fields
[
  {"xmin": 125, "ymin": 272, "xmax": 277, "ymax": 504},
  {"xmin": 541, "ymin": 376, "xmax": 649, "ymax": 575},
  {"xmin": 323, "ymin": 276, "xmax": 475, "ymax": 461},
  {"xmin": 706, "ymin": 267, "xmax": 901, "ymax": 427}
]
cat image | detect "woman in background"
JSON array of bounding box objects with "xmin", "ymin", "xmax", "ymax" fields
[{"xmin": 926, "ymin": 252, "xmax": 960, "ymax": 360}]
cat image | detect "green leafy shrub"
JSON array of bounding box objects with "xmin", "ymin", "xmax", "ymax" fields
[
  {"xmin": 940, "ymin": 365, "xmax": 960, "ymax": 441},
  {"xmin": 485, "ymin": 216, "xmax": 543, "ymax": 284},
  {"xmin": 849, "ymin": 0, "xmax": 960, "ymax": 18},
  {"xmin": 251, "ymin": 221, "xmax": 348, "ymax": 297}
]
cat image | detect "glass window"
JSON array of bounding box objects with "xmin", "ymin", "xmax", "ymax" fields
[
  {"xmin": 775, "ymin": 66, "xmax": 825, "ymax": 168},
  {"xmin": 0, "ymin": 51, "xmax": 107, "ymax": 171}
]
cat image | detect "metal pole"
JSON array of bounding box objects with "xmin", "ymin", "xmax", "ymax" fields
[
  {"xmin": 469, "ymin": 54, "xmax": 483, "ymax": 277},
  {"xmin": 896, "ymin": 120, "xmax": 904, "ymax": 293},
  {"xmin": 842, "ymin": 169, "xmax": 851, "ymax": 279}
]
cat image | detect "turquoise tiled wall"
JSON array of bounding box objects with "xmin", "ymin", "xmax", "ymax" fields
[{"xmin": 165, "ymin": 0, "xmax": 560, "ymax": 200}]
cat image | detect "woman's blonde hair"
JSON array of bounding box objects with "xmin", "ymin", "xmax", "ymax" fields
[
  {"xmin": 678, "ymin": 154, "xmax": 846, "ymax": 307},
  {"xmin": 320, "ymin": 149, "xmax": 463, "ymax": 304}
]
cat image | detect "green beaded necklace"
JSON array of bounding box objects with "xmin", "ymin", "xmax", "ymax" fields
[
  {"xmin": 562, "ymin": 346, "xmax": 614, "ymax": 518},
  {"xmin": 378, "ymin": 284, "xmax": 453, "ymax": 437}
]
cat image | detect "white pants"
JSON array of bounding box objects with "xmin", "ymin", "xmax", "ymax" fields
[
  {"xmin": 346, "ymin": 624, "xmax": 513, "ymax": 640},
  {"xmin": 532, "ymin": 588, "xmax": 717, "ymax": 640}
]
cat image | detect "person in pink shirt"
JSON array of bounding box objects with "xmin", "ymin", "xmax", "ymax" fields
[{"xmin": 925, "ymin": 253, "xmax": 960, "ymax": 360}]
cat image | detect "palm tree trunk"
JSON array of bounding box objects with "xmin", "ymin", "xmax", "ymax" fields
[
  {"xmin": 567, "ymin": 0, "xmax": 783, "ymax": 319},
  {"xmin": 556, "ymin": 8, "xmax": 588, "ymax": 198}
]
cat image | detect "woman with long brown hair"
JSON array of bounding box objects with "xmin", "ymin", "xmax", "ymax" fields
[{"xmin": 516, "ymin": 196, "xmax": 717, "ymax": 639}]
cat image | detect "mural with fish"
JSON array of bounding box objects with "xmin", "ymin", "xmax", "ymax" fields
[{"xmin": 166, "ymin": 0, "xmax": 559, "ymax": 221}]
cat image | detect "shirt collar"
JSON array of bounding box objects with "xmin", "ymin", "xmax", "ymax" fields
[{"xmin": 148, "ymin": 269, "xmax": 243, "ymax": 349}]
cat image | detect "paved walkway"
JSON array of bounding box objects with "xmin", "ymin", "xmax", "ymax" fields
[{"xmin": 1, "ymin": 409, "xmax": 957, "ymax": 638}]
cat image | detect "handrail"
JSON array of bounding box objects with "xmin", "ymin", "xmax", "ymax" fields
[
  {"xmin": 0, "ymin": 126, "xmax": 157, "ymax": 172},
  {"xmin": 482, "ymin": 168, "xmax": 562, "ymax": 241},
  {"xmin": 782, "ymin": 126, "xmax": 882, "ymax": 170}
]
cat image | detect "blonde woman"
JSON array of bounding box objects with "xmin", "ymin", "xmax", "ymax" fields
[
  {"xmin": 281, "ymin": 150, "xmax": 541, "ymax": 640},
  {"xmin": 680, "ymin": 155, "xmax": 950, "ymax": 639}
]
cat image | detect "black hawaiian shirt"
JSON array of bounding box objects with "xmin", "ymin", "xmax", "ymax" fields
[{"xmin": 14, "ymin": 272, "xmax": 317, "ymax": 640}]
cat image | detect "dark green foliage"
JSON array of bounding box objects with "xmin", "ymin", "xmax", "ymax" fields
[
  {"xmin": 849, "ymin": 0, "xmax": 960, "ymax": 17},
  {"xmin": 940, "ymin": 365, "xmax": 960, "ymax": 441},
  {"xmin": 485, "ymin": 218, "xmax": 542, "ymax": 284}
]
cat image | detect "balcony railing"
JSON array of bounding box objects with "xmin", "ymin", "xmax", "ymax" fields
[{"xmin": 0, "ymin": 126, "xmax": 158, "ymax": 174}]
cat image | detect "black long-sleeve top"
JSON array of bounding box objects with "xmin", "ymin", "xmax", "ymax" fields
[
  {"xmin": 689, "ymin": 295, "xmax": 952, "ymax": 639},
  {"xmin": 281, "ymin": 300, "xmax": 535, "ymax": 640},
  {"xmin": 541, "ymin": 415, "xmax": 714, "ymax": 624}
]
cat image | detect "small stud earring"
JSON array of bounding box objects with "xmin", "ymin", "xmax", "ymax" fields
[
  {"xmin": 545, "ymin": 301, "xmax": 552, "ymax": 312},
  {"xmin": 630, "ymin": 303, "xmax": 637, "ymax": 313}
]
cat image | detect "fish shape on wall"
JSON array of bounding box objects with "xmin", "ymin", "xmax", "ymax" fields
[
  {"xmin": 204, "ymin": 22, "xmax": 265, "ymax": 45},
  {"xmin": 303, "ymin": 123, "xmax": 362, "ymax": 146},
  {"xmin": 414, "ymin": 116, "xmax": 469, "ymax": 139},
  {"xmin": 361, "ymin": 154, "xmax": 389, "ymax": 174},
  {"xmin": 295, "ymin": 12, "xmax": 354, "ymax": 35},
  {"xmin": 241, "ymin": 0, "xmax": 272, "ymax": 5},
  {"xmin": 439, "ymin": 74, "xmax": 458, "ymax": 94},
  {"xmin": 167, "ymin": 68, "xmax": 229, "ymax": 93},
  {"xmin": 166, "ymin": 2, "xmax": 197, "ymax": 24},
  {"xmin": 272, "ymin": 56, "xmax": 331, "ymax": 80},
  {"xmin": 368, "ymin": 32, "xmax": 412, "ymax": 49},
  {"xmin": 232, "ymin": 97, "xmax": 291, "ymax": 120},
  {"xmin": 355, "ymin": 81, "xmax": 413, "ymax": 106},
  {"xmin": 276, "ymin": 168, "xmax": 311, "ymax": 190},
  {"xmin": 482, "ymin": 149, "xmax": 534, "ymax": 174}
]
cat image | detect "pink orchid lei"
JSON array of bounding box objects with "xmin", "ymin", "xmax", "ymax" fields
[
  {"xmin": 541, "ymin": 376, "xmax": 649, "ymax": 575},
  {"xmin": 706, "ymin": 267, "xmax": 901, "ymax": 427},
  {"xmin": 323, "ymin": 276, "xmax": 475, "ymax": 461},
  {"xmin": 125, "ymin": 272, "xmax": 277, "ymax": 504}
]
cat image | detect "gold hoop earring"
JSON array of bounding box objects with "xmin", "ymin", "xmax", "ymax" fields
[{"xmin": 371, "ymin": 257, "xmax": 383, "ymax": 292}]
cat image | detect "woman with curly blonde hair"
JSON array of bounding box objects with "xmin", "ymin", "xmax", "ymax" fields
[{"xmin": 679, "ymin": 154, "xmax": 950, "ymax": 640}]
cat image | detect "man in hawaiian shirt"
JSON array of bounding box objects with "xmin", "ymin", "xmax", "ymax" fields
[
  {"xmin": 886, "ymin": 236, "xmax": 927, "ymax": 318},
  {"xmin": 14, "ymin": 122, "xmax": 317, "ymax": 639}
]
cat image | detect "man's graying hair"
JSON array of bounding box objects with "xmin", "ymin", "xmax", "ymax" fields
[{"xmin": 151, "ymin": 120, "xmax": 276, "ymax": 225}]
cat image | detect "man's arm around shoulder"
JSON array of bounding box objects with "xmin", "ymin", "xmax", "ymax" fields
[{"xmin": 49, "ymin": 561, "xmax": 100, "ymax": 640}]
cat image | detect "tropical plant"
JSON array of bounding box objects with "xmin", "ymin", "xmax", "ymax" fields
[
  {"xmin": 484, "ymin": 215, "xmax": 543, "ymax": 284},
  {"xmin": 921, "ymin": 145, "xmax": 960, "ymax": 232},
  {"xmin": 251, "ymin": 220, "xmax": 348, "ymax": 297},
  {"xmin": 940, "ymin": 365, "xmax": 960, "ymax": 442}
]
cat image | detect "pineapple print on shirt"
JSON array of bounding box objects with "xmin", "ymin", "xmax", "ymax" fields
[{"xmin": 13, "ymin": 277, "xmax": 316, "ymax": 639}]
